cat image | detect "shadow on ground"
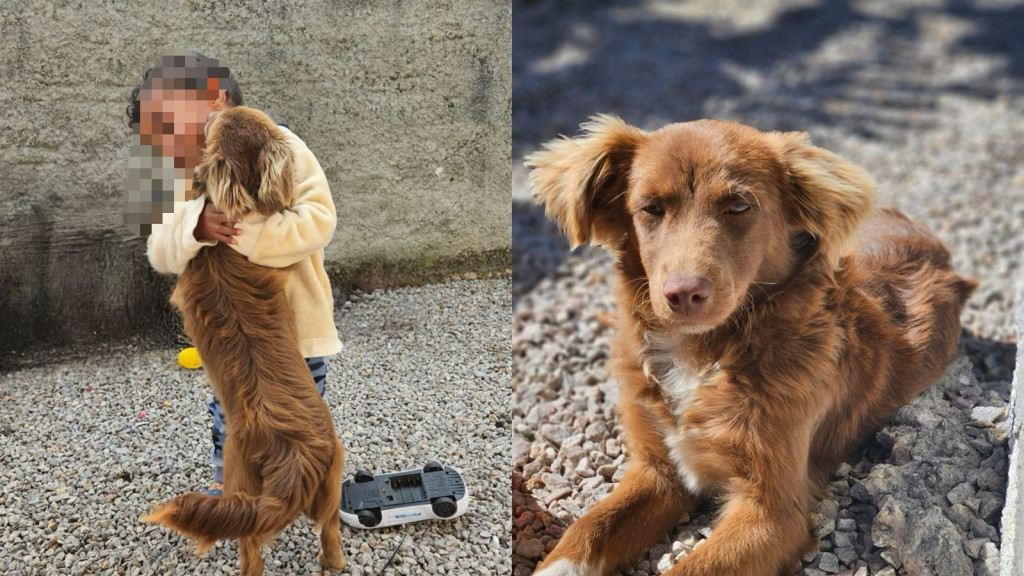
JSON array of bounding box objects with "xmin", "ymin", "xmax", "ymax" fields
[
  {"xmin": 512, "ymin": 201, "xmax": 570, "ymax": 303},
  {"xmin": 514, "ymin": 0, "xmax": 1024, "ymax": 156}
]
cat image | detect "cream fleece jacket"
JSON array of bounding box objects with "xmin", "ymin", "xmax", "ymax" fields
[{"xmin": 146, "ymin": 126, "xmax": 342, "ymax": 358}]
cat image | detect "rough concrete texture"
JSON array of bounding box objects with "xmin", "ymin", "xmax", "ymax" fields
[
  {"xmin": 1001, "ymin": 279, "xmax": 1023, "ymax": 576},
  {"xmin": 0, "ymin": 1, "xmax": 511, "ymax": 364}
]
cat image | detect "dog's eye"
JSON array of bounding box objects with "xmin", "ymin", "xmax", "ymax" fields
[
  {"xmin": 727, "ymin": 201, "xmax": 751, "ymax": 214},
  {"xmin": 642, "ymin": 205, "xmax": 665, "ymax": 217}
]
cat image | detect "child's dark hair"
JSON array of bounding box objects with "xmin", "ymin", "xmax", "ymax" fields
[{"xmin": 126, "ymin": 52, "xmax": 243, "ymax": 129}]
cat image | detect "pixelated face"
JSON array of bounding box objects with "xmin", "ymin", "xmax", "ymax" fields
[
  {"xmin": 138, "ymin": 85, "xmax": 221, "ymax": 162},
  {"xmin": 125, "ymin": 87, "xmax": 215, "ymax": 237},
  {"xmin": 125, "ymin": 56, "xmax": 234, "ymax": 236}
]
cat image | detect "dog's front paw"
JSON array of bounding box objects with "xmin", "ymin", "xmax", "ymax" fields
[{"xmin": 534, "ymin": 558, "xmax": 601, "ymax": 576}]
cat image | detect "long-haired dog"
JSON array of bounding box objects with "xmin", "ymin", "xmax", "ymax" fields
[
  {"xmin": 143, "ymin": 106, "xmax": 346, "ymax": 576},
  {"xmin": 526, "ymin": 116, "xmax": 976, "ymax": 576}
]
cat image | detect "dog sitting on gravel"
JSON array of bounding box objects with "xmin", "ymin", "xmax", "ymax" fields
[
  {"xmin": 526, "ymin": 116, "xmax": 976, "ymax": 576},
  {"xmin": 143, "ymin": 106, "xmax": 346, "ymax": 576}
]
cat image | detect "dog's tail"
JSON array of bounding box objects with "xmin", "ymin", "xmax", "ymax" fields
[{"xmin": 142, "ymin": 466, "xmax": 305, "ymax": 551}]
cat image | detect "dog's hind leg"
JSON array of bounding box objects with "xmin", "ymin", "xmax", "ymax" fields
[
  {"xmin": 223, "ymin": 447, "xmax": 262, "ymax": 498},
  {"xmin": 312, "ymin": 441, "xmax": 346, "ymax": 570},
  {"xmin": 316, "ymin": 508, "xmax": 346, "ymax": 571},
  {"xmin": 239, "ymin": 536, "xmax": 264, "ymax": 576},
  {"xmin": 225, "ymin": 443, "xmax": 267, "ymax": 576}
]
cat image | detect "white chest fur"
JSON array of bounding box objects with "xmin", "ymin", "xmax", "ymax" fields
[{"xmin": 642, "ymin": 331, "xmax": 715, "ymax": 494}]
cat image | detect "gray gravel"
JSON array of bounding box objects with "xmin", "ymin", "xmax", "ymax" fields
[
  {"xmin": 512, "ymin": 1, "xmax": 1021, "ymax": 574},
  {"xmin": 0, "ymin": 278, "xmax": 511, "ymax": 575}
]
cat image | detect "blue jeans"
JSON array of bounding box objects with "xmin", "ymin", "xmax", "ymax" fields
[{"xmin": 208, "ymin": 356, "xmax": 328, "ymax": 482}]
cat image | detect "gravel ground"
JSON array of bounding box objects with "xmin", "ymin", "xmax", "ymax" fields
[
  {"xmin": 0, "ymin": 278, "xmax": 511, "ymax": 576},
  {"xmin": 512, "ymin": 1, "xmax": 1021, "ymax": 574}
]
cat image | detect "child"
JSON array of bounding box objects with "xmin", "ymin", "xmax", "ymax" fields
[{"xmin": 127, "ymin": 53, "xmax": 342, "ymax": 494}]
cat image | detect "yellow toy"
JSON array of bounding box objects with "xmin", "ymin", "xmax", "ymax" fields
[{"xmin": 177, "ymin": 347, "xmax": 202, "ymax": 369}]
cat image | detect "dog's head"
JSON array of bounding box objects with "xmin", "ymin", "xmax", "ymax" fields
[
  {"xmin": 192, "ymin": 106, "xmax": 294, "ymax": 219},
  {"xmin": 527, "ymin": 116, "xmax": 876, "ymax": 332}
]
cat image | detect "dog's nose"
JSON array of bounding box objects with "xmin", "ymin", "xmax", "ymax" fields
[{"xmin": 663, "ymin": 273, "xmax": 711, "ymax": 315}]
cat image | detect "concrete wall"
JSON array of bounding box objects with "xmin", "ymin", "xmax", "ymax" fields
[
  {"xmin": 0, "ymin": 1, "xmax": 511, "ymax": 366},
  {"xmin": 1001, "ymin": 278, "xmax": 1023, "ymax": 575}
]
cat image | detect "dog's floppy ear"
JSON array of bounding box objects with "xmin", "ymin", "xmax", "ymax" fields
[
  {"xmin": 526, "ymin": 115, "xmax": 646, "ymax": 249},
  {"xmin": 773, "ymin": 131, "xmax": 877, "ymax": 269},
  {"xmin": 199, "ymin": 151, "xmax": 256, "ymax": 220},
  {"xmin": 256, "ymin": 137, "xmax": 294, "ymax": 216}
]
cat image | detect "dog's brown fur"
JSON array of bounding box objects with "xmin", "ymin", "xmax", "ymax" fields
[
  {"xmin": 526, "ymin": 116, "xmax": 976, "ymax": 576},
  {"xmin": 142, "ymin": 106, "xmax": 346, "ymax": 576}
]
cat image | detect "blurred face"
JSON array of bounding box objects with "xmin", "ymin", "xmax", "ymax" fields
[{"xmin": 138, "ymin": 84, "xmax": 226, "ymax": 167}]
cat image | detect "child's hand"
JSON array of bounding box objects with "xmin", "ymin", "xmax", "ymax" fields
[{"xmin": 194, "ymin": 201, "xmax": 241, "ymax": 243}]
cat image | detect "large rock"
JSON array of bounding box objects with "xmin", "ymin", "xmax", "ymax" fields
[
  {"xmin": 872, "ymin": 502, "xmax": 973, "ymax": 576},
  {"xmin": 863, "ymin": 356, "xmax": 984, "ymax": 576}
]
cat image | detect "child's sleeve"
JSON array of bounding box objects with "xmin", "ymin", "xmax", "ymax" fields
[
  {"xmin": 146, "ymin": 195, "xmax": 217, "ymax": 275},
  {"xmin": 237, "ymin": 132, "xmax": 337, "ymax": 268}
]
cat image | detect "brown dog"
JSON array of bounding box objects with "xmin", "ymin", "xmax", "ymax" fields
[
  {"xmin": 143, "ymin": 106, "xmax": 346, "ymax": 576},
  {"xmin": 526, "ymin": 116, "xmax": 976, "ymax": 576}
]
